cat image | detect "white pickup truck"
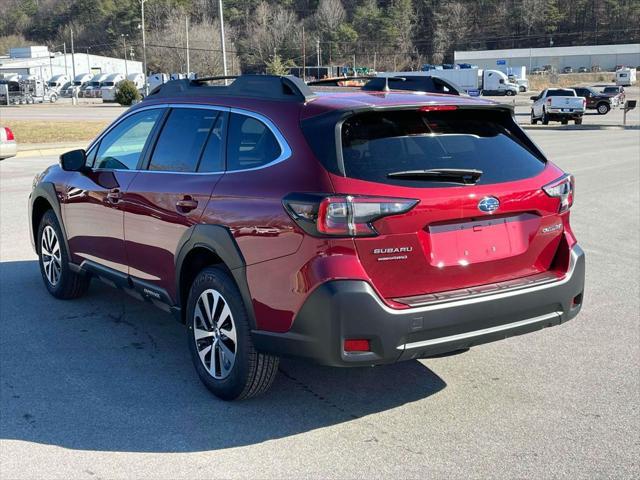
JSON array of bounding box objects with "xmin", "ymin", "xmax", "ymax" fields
[{"xmin": 530, "ymin": 88, "xmax": 586, "ymax": 125}]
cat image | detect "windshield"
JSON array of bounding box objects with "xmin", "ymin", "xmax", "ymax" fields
[
  {"xmin": 74, "ymin": 81, "xmax": 82, "ymax": 86},
  {"xmin": 335, "ymin": 109, "xmax": 546, "ymax": 187},
  {"xmin": 547, "ymin": 89, "xmax": 576, "ymax": 97},
  {"xmin": 47, "ymin": 81, "xmax": 57, "ymax": 87},
  {"xmin": 103, "ymin": 82, "xmax": 115, "ymax": 87}
]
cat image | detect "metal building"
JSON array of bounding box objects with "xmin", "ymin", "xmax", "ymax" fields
[
  {"xmin": 454, "ymin": 43, "xmax": 640, "ymax": 72},
  {"xmin": 0, "ymin": 46, "xmax": 142, "ymax": 81}
]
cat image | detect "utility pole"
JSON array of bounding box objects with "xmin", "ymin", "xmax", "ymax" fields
[
  {"xmin": 86, "ymin": 48, "xmax": 91, "ymax": 72},
  {"xmin": 121, "ymin": 34, "xmax": 128, "ymax": 76},
  {"xmin": 373, "ymin": 50, "xmax": 377, "ymax": 72},
  {"xmin": 185, "ymin": 16, "xmax": 190, "ymax": 74},
  {"xmin": 63, "ymin": 42, "xmax": 68, "ymax": 77},
  {"xmin": 316, "ymin": 38, "xmax": 320, "ymax": 79},
  {"xmin": 70, "ymin": 27, "xmax": 76, "ymax": 80},
  {"xmin": 139, "ymin": 0, "xmax": 148, "ymax": 94},
  {"xmin": 301, "ymin": 25, "xmax": 306, "ymax": 80},
  {"xmin": 218, "ymin": 0, "xmax": 228, "ymax": 81}
]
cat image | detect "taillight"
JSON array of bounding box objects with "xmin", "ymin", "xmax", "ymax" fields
[
  {"xmin": 546, "ymin": 98, "xmax": 552, "ymax": 105},
  {"xmin": 543, "ymin": 174, "xmax": 574, "ymax": 213},
  {"xmin": 4, "ymin": 127, "xmax": 14, "ymax": 141},
  {"xmin": 283, "ymin": 193, "xmax": 418, "ymax": 237}
]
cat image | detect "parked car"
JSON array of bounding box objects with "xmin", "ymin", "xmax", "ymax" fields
[
  {"xmin": 530, "ymin": 88, "xmax": 586, "ymax": 124},
  {"xmin": 29, "ymin": 75, "xmax": 585, "ymax": 400},
  {"xmin": 562, "ymin": 66, "xmax": 574, "ymax": 74},
  {"xmin": 0, "ymin": 126, "xmax": 17, "ymax": 160},
  {"xmin": 571, "ymin": 86, "xmax": 613, "ymax": 114},
  {"xmin": 601, "ymin": 85, "xmax": 626, "ymax": 105},
  {"xmin": 578, "ymin": 67, "xmax": 589, "ymax": 73},
  {"xmin": 531, "ymin": 67, "xmax": 545, "ymax": 75}
]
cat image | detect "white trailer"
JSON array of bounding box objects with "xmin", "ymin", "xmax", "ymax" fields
[
  {"xmin": 616, "ymin": 68, "xmax": 637, "ymax": 86},
  {"xmin": 378, "ymin": 68, "xmax": 520, "ymax": 96}
]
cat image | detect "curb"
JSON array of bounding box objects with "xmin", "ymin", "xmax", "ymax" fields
[
  {"xmin": 16, "ymin": 145, "xmax": 85, "ymax": 158},
  {"xmin": 521, "ymin": 124, "xmax": 639, "ymax": 131}
]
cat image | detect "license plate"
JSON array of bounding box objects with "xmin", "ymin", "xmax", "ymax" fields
[
  {"xmin": 562, "ymin": 108, "xmax": 571, "ymax": 112},
  {"xmin": 428, "ymin": 214, "xmax": 538, "ymax": 267}
]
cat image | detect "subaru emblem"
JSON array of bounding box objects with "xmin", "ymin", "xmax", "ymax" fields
[{"xmin": 478, "ymin": 196, "xmax": 500, "ymax": 213}]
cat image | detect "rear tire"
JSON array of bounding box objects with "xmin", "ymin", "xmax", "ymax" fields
[
  {"xmin": 37, "ymin": 210, "xmax": 90, "ymax": 299},
  {"xmin": 575, "ymin": 117, "xmax": 583, "ymax": 125},
  {"xmin": 186, "ymin": 267, "xmax": 279, "ymax": 401},
  {"xmin": 505, "ymin": 90, "xmax": 514, "ymax": 96},
  {"xmin": 542, "ymin": 109, "xmax": 549, "ymax": 125},
  {"xmin": 561, "ymin": 119, "xmax": 568, "ymax": 125}
]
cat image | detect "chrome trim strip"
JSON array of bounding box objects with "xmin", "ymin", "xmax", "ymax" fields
[
  {"xmin": 86, "ymin": 103, "xmax": 293, "ymax": 175},
  {"xmin": 399, "ymin": 311, "xmax": 561, "ymax": 351},
  {"xmin": 373, "ymin": 245, "xmax": 583, "ymax": 316}
]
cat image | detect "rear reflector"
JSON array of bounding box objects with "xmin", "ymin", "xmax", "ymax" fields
[
  {"xmin": 4, "ymin": 127, "xmax": 14, "ymax": 141},
  {"xmin": 344, "ymin": 339, "xmax": 370, "ymax": 352},
  {"xmin": 419, "ymin": 105, "xmax": 458, "ymax": 112}
]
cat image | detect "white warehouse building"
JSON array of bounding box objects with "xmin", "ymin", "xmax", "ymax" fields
[
  {"xmin": 454, "ymin": 43, "xmax": 640, "ymax": 72},
  {"xmin": 0, "ymin": 45, "xmax": 142, "ymax": 81}
]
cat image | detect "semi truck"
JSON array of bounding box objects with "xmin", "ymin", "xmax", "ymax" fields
[{"xmin": 377, "ymin": 68, "xmax": 520, "ymax": 96}]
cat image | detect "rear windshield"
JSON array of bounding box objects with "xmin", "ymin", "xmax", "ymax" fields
[
  {"xmin": 304, "ymin": 109, "xmax": 546, "ymax": 187},
  {"xmin": 603, "ymin": 87, "xmax": 619, "ymax": 93},
  {"xmin": 547, "ymin": 89, "xmax": 575, "ymax": 97}
]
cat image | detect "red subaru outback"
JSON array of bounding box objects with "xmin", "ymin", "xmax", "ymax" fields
[{"xmin": 29, "ymin": 75, "xmax": 585, "ymax": 400}]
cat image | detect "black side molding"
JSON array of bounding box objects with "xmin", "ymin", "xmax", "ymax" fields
[{"xmin": 174, "ymin": 224, "xmax": 256, "ymax": 328}]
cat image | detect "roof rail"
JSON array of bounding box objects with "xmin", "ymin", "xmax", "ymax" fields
[{"xmin": 145, "ymin": 74, "xmax": 317, "ymax": 103}]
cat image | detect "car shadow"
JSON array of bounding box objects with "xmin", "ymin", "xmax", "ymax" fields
[{"xmin": 0, "ymin": 260, "xmax": 446, "ymax": 453}]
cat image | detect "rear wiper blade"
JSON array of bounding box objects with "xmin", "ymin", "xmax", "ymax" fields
[{"xmin": 387, "ymin": 168, "xmax": 483, "ymax": 184}]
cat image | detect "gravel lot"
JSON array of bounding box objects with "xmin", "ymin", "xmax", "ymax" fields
[{"xmin": 1, "ymin": 118, "xmax": 639, "ymax": 478}]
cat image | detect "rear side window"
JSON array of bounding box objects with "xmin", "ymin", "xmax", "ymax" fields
[
  {"xmin": 227, "ymin": 113, "xmax": 281, "ymax": 171},
  {"xmin": 547, "ymin": 89, "xmax": 575, "ymax": 97},
  {"xmin": 148, "ymin": 108, "xmax": 218, "ymax": 172},
  {"xmin": 338, "ymin": 109, "xmax": 546, "ymax": 187}
]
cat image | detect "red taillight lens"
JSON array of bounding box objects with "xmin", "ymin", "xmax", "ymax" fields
[
  {"xmin": 284, "ymin": 194, "xmax": 418, "ymax": 237},
  {"xmin": 317, "ymin": 196, "xmax": 418, "ymax": 236},
  {"xmin": 344, "ymin": 339, "xmax": 370, "ymax": 352},
  {"xmin": 4, "ymin": 127, "xmax": 14, "ymax": 141},
  {"xmin": 420, "ymin": 105, "xmax": 458, "ymax": 112},
  {"xmin": 546, "ymin": 98, "xmax": 552, "ymax": 105},
  {"xmin": 543, "ymin": 174, "xmax": 574, "ymax": 213}
]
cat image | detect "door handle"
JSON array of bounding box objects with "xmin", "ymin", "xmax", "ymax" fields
[
  {"xmin": 106, "ymin": 188, "xmax": 122, "ymax": 203},
  {"xmin": 176, "ymin": 196, "xmax": 198, "ymax": 212}
]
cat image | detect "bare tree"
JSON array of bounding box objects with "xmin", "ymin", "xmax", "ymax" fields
[{"xmin": 315, "ymin": 0, "xmax": 346, "ymax": 32}]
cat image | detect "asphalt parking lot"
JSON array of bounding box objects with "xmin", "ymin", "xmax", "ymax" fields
[{"xmin": 1, "ymin": 120, "xmax": 639, "ymax": 478}]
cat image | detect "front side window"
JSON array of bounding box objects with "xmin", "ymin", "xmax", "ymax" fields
[
  {"xmin": 148, "ymin": 108, "xmax": 218, "ymax": 172},
  {"xmin": 94, "ymin": 109, "xmax": 162, "ymax": 170},
  {"xmin": 227, "ymin": 113, "xmax": 281, "ymax": 171}
]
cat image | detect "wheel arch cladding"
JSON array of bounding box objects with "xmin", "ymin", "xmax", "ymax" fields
[
  {"xmin": 175, "ymin": 224, "xmax": 256, "ymax": 328},
  {"xmin": 30, "ymin": 183, "xmax": 69, "ymax": 254}
]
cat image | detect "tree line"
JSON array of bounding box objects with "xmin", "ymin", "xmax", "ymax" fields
[{"xmin": 1, "ymin": 0, "xmax": 639, "ymax": 76}]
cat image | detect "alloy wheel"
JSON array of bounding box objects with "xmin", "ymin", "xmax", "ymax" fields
[
  {"xmin": 41, "ymin": 225, "xmax": 62, "ymax": 286},
  {"xmin": 193, "ymin": 288, "xmax": 238, "ymax": 379}
]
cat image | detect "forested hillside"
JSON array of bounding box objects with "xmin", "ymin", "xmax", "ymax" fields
[{"xmin": 1, "ymin": 0, "xmax": 639, "ymax": 75}]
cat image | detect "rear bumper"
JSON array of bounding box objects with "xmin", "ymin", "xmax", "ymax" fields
[{"xmin": 252, "ymin": 245, "xmax": 585, "ymax": 367}]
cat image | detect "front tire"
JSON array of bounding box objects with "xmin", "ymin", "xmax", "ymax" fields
[
  {"xmin": 187, "ymin": 267, "xmax": 279, "ymax": 401},
  {"xmin": 37, "ymin": 210, "xmax": 90, "ymax": 299},
  {"xmin": 505, "ymin": 90, "xmax": 515, "ymax": 96},
  {"xmin": 530, "ymin": 110, "xmax": 538, "ymax": 125},
  {"xmin": 597, "ymin": 102, "xmax": 610, "ymax": 115}
]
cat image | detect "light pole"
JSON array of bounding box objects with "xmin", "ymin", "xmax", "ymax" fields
[
  {"xmin": 121, "ymin": 34, "xmax": 129, "ymax": 76},
  {"xmin": 185, "ymin": 15, "xmax": 190, "ymax": 74},
  {"xmin": 138, "ymin": 0, "xmax": 148, "ymax": 94},
  {"xmin": 218, "ymin": 0, "xmax": 228, "ymax": 80}
]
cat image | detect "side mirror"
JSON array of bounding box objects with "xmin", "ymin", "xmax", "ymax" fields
[
  {"xmin": 60, "ymin": 149, "xmax": 87, "ymax": 171},
  {"xmin": 530, "ymin": 96, "xmax": 538, "ymax": 101}
]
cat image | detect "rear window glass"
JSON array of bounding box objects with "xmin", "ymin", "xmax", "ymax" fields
[
  {"xmin": 547, "ymin": 89, "xmax": 575, "ymax": 97},
  {"xmin": 339, "ymin": 110, "xmax": 545, "ymax": 187}
]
